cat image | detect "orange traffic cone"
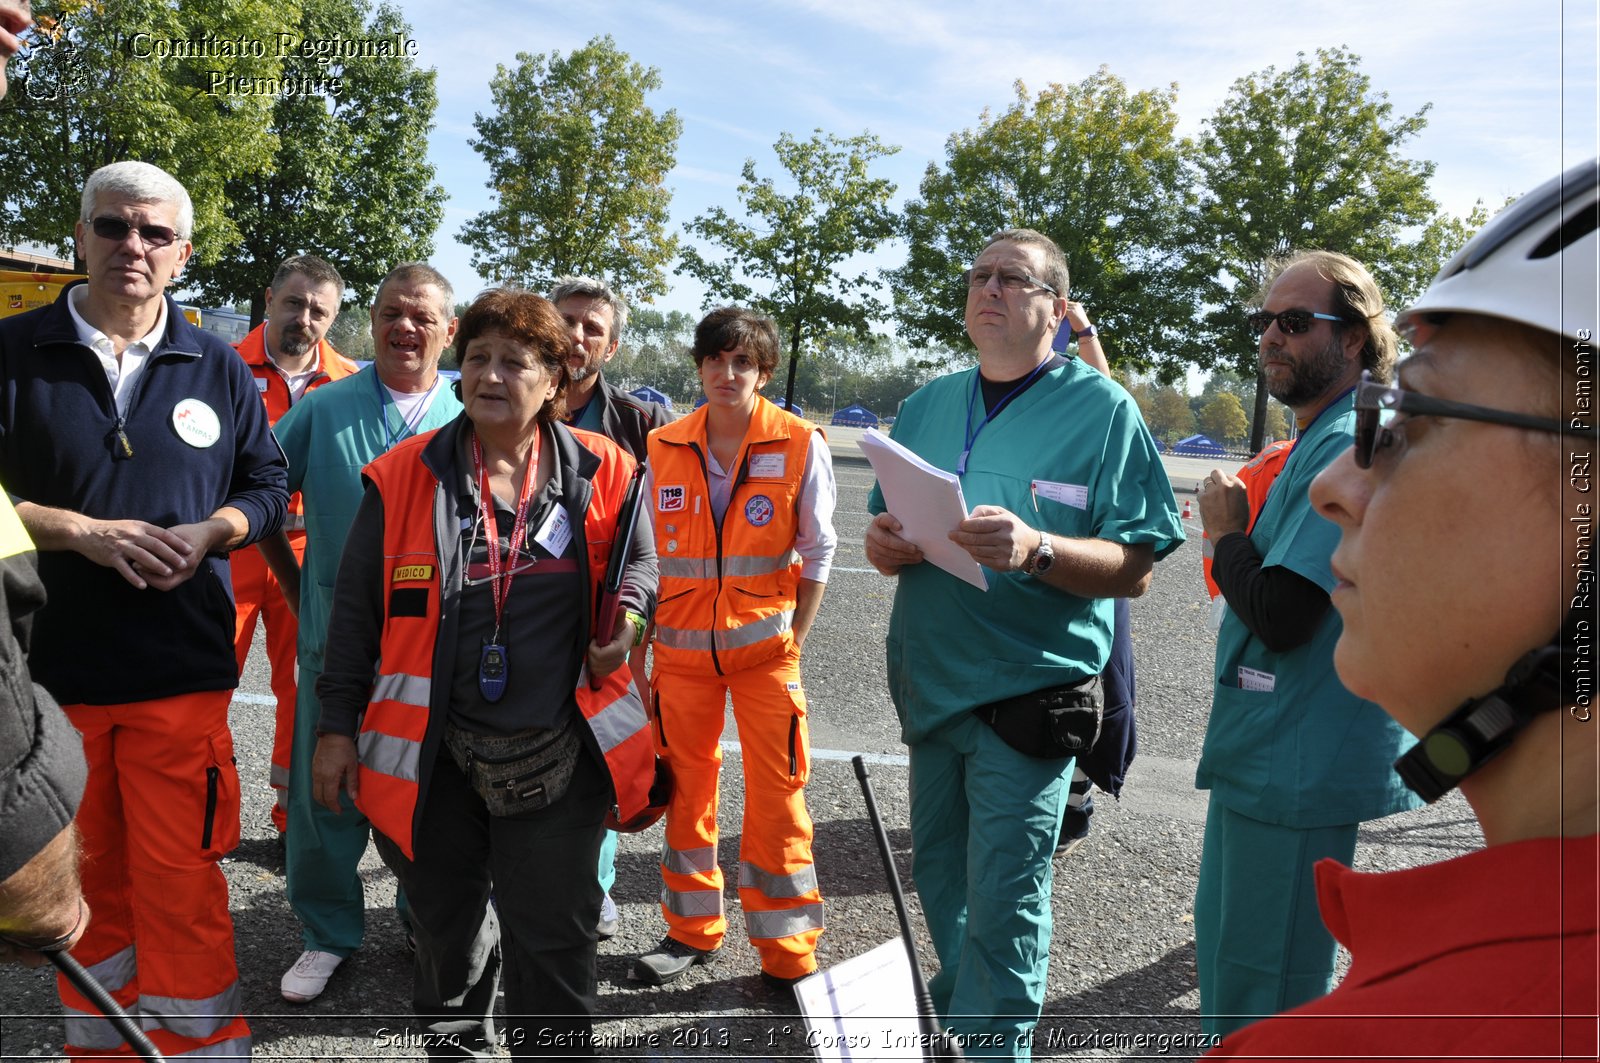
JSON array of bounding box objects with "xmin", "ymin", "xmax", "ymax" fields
[{"xmin": 1182, "ymin": 499, "xmax": 1193, "ymax": 520}]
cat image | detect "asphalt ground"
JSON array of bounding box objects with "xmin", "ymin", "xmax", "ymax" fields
[{"xmin": 0, "ymin": 446, "xmax": 1481, "ymax": 1061}]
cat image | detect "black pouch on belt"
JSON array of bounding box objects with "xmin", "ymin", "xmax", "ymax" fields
[
  {"xmin": 444, "ymin": 716, "xmax": 584, "ymax": 817},
  {"xmin": 972, "ymin": 676, "xmax": 1102, "ymax": 761}
]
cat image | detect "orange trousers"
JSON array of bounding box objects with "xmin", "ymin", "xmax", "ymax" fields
[
  {"xmin": 651, "ymin": 645, "xmax": 824, "ymax": 980},
  {"xmin": 229, "ymin": 535, "xmax": 303, "ymax": 834},
  {"xmin": 60, "ymin": 692, "xmax": 250, "ymax": 1060}
]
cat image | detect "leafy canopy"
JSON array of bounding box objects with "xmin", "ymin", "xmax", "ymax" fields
[
  {"xmin": 678, "ymin": 129, "xmax": 900, "ymax": 408},
  {"xmin": 459, "ymin": 35, "xmax": 681, "ymax": 302}
]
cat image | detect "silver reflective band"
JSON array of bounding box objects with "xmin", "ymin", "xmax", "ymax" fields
[
  {"xmin": 371, "ymin": 671, "xmax": 430, "ymax": 708},
  {"xmin": 659, "ymin": 551, "xmax": 798, "ymax": 580},
  {"xmin": 64, "ymin": 1009, "xmax": 125, "ymax": 1050},
  {"xmin": 269, "ymin": 764, "xmax": 290, "ymax": 788},
  {"xmin": 87, "ymin": 944, "xmax": 137, "ymax": 991},
  {"xmin": 139, "ymin": 981, "xmax": 242, "ymax": 1039},
  {"xmin": 745, "ymin": 902, "xmax": 824, "ymax": 939},
  {"xmin": 662, "ymin": 885, "xmax": 724, "ymax": 918},
  {"xmin": 359, "ymin": 730, "xmax": 421, "ymax": 782},
  {"xmin": 662, "ymin": 842, "xmax": 717, "ymax": 875},
  {"xmin": 739, "ymin": 861, "xmax": 818, "ymax": 899},
  {"xmin": 653, "ymin": 624, "xmax": 714, "ymax": 651},
  {"xmin": 586, "ymin": 686, "xmax": 649, "ymax": 753},
  {"xmin": 716, "ymin": 609, "xmax": 792, "ymax": 651}
]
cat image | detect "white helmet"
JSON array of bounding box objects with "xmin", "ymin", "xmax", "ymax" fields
[{"xmin": 1397, "ymin": 158, "xmax": 1599, "ymax": 341}]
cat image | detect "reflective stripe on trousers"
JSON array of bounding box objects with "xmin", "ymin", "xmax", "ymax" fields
[
  {"xmin": 739, "ymin": 860, "xmax": 818, "ymax": 899},
  {"xmin": 745, "ymin": 902, "xmax": 825, "ymax": 940},
  {"xmin": 662, "ymin": 885, "xmax": 725, "ymax": 919},
  {"xmin": 662, "ymin": 842, "xmax": 716, "ymax": 875}
]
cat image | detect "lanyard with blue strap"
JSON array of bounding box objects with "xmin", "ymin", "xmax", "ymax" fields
[
  {"xmin": 373, "ymin": 367, "xmax": 442, "ymax": 451},
  {"xmin": 956, "ymin": 357, "xmax": 1055, "ymax": 476}
]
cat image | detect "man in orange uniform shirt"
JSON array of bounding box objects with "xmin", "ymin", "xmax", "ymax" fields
[{"xmin": 231, "ymin": 254, "xmax": 357, "ymax": 835}]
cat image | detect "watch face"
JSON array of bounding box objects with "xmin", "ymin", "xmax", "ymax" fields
[{"xmin": 1034, "ymin": 538, "xmax": 1054, "ymax": 572}]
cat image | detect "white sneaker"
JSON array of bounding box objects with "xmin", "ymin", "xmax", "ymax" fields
[{"xmin": 281, "ymin": 950, "xmax": 344, "ymax": 1003}]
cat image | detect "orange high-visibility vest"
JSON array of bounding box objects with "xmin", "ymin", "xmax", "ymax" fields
[
  {"xmin": 353, "ymin": 425, "xmax": 656, "ymax": 859},
  {"xmin": 648, "ymin": 399, "xmax": 819, "ymax": 676},
  {"xmin": 234, "ymin": 324, "xmax": 359, "ymax": 529},
  {"xmin": 1202, "ymin": 439, "xmax": 1296, "ymax": 598}
]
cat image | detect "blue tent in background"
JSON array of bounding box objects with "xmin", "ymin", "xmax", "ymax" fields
[
  {"xmin": 694, "ymin": 394, "xmax": 708, "ymax": 409},
  {"xmin": 773, "ymin": 397, "xmax": 804, "ymax": 418},
  {"xmin": 630, "ymin": 385, "xmax": 673, "ymax": 410},
  {"xmin": 830, "ymin": 404, "xmax": 878, "ymax": 428},
  {"xmin": 1170, "ymin": 434, "xmax": 1227, "ymax": 458}
]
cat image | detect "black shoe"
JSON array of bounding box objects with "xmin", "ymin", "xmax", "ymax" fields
[
  {"xmin": 760, "ymin": 969, "xmax": 810, "ymax": 994},
  {"xmin": 632, "ymin": 936, "xmax": 719, "ymax": 986}
]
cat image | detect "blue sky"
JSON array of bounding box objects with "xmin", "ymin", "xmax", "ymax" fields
[{"xmin": 396, "ymin": 0, "xmax": 1597, "ymax": 335}]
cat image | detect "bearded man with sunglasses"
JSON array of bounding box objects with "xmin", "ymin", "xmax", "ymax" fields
[
  {"xmin": 1192, "ymin": 251, "xmax": 1420, "ymax": 1038},
  {"xmin": 0, "ymin": 161, "xmax": 286, "ymax": 1060}
]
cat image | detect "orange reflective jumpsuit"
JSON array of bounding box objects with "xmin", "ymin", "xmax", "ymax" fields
[
  {"xmin": 647, "ymin": 399, "xmax": 830, "ymax": 980},
  {"xmin": 230, "ymin": 325, "xmax": 356, "ymax": 831}
]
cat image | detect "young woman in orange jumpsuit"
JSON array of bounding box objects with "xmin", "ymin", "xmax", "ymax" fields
[{"xmin": 632, "ymin": 307, "xmax": 837, "ymax": 991}]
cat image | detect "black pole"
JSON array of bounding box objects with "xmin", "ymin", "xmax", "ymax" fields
[
  {"xmin": 852, "ymin": 754, "xmax": 964, "ymax": 1062},
  {"xmin": 49, "ymin": 950, "xmax": 167, "ymax": 1062}
]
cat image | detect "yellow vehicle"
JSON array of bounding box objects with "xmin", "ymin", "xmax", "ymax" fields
[
  {"xmin": 0, "ymin": 269, "xmax": 206, "ymax": 327},
  {"xmin": 0, "ymin": 269, "xmax": 84, "ymax": 317}
]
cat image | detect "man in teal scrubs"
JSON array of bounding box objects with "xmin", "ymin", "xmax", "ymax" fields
[
  {"xmin": 265, "ymin": 263, "xmax": 463, "ymax": 1004},
  {"xmin": 865, "ymin": 229, "xmax": 1182, "ymax": 1059},
  {"xmin": 1194, "ymin": 251, "xmax": 1421, "ymax": 1036}
]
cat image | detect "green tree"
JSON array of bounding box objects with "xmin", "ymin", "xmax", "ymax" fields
[
  {"xmin": 459, "ymin": 36, "xmax": 681, "ymax": 301},
  {"xmin": 888, "ymin": 71, "xmax": 1200, "ymax": 380},
  {"xmin": 183, "ymin": 0, "xmax": 445, "ymax": 326},
  {"xmin": 678, "ymin": 129, "xmax": 900, "ymax": 409},
  {"xmin": 2, "ymin": 0, "xmax": 288, "ymax": 266},
  {"xmin": 1262, "ymin": 401, "xmax": 1289, "ymax": 443},
  {"xmin": 1190, "ymin": 47, "xmax": 1474, "ymax": 449},
  {"xmin": 1142, "ymin": 384, "xmax": 1195, "ymax": 442},
  {"xmin": 1198, "ymin": 392, "xmax": 1249, "ymax": 444},
  {"xmin": 618, "ymin": 307, "xmax": 697, "ymax": 404}
]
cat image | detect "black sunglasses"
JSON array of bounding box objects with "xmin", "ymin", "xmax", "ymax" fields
[
  {"xmin": 961, "ymin": 267, "xmax": 1059, "ymax": 296},
  {"xmin": 1246, "ymin": 308, "xmax": 1342, "ymax": 337},
  {"xmin": 90, "ymin": 216, "xmax": 180, "ymax": 248},
  {"xmin": 1353, "ymin": 370, "xmax": 1569, "ymax": 469}
]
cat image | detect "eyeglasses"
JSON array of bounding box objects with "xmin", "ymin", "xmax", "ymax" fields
[
  {"xmin": 1246, "ymin": 308, "xmax": 1342, "ymax": 337},
  {"xmin": 1353, "ymin": 370, "xmax": 1569, "ymax": 470},
  {"xmin": 962, "ymin": 267, "xmax": 1059, "ymax": 295},
  {"xmin": 90, "ymin": 216, "xmax": 180, "ymax": 249}
]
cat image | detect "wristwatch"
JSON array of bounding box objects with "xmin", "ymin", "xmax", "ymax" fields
[
  {"xmin": 1021, "ymin": 530, "xmax": 1054, "ymax": 576},
  {"xmin": 624, "ymin": 610, "xmax": 649, "ymax": 647},
  {"xmin": 1074, "ymin": 324, "xmax": 1097, "ymax": 339}
]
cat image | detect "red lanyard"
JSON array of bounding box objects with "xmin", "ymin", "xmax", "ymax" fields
[{"xmin": 471, "ymin": 429, "xmax": 541, "ymax": 639}]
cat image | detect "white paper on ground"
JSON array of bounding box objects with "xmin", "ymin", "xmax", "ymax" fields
[
  {"xmin": 795, "ymin": 936, "xmax": 925, "ymax": 1061},
  {"xmin": 860, "ymin": 429, "xmax": 987, "ymax": 591}
]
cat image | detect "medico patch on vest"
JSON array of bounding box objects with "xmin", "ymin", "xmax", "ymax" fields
[
  {"xmin": 171, "ymin": 398, "xmax": 221, "ymax": 448},
  {"xmin": 658, "ymin": 485, "xmax": 686, "ymax": 512},
  {"xmin": 392, "ymin": 564, "xmax": 434, "ymax": 582},
  {"xmin": 748, "ymin": 451, "xmax": 786, "ymax": 479},
  {"xmin": 744, "ymin": 494, "xmax": 775, "ymax": 526}
]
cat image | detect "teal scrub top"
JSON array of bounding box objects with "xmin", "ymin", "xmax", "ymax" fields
[
  {"xmin": 1197, "ymin": 389, "xmax": 1420, "ymax": 828},
  {"xmin": 273, "ymin": 365, "xmax": 463, "ymax": 673},
  {"xmin": 868, "ymin": 358, "xmax": 1183, "ymax": 743}
]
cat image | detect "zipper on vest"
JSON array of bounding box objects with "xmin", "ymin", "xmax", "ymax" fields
[
  {"xmin": 652, "ymin": 687, "xmax": 668, "ymax": 748},
  {"xmin": 110, "ymin": 414, "xmax": 134, "ymax": 460},
  {"xmin": 684, "ymin": 440, "xmax": 728, "ymax": 676}
]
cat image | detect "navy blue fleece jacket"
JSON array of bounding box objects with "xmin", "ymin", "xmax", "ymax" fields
[{"xmin": 0, "ymin": 284, "xmax": 287, "ymax": 705}]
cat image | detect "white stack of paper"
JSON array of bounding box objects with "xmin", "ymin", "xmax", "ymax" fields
[{"xmin": 859, "ymin": 429, "xmax": 987, "ymax": 591}]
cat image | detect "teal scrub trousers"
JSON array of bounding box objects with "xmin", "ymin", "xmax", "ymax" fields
[
  {"xmin": 909, "ymin": 713, "xmax": 1073, "ymax": 1062},
  {"xmin": 1193, "ymin": 799, "xmax": 1358, "ymax": 1038},
  {"xmin": 285, "ymin": 669, "xmax": 408, "ymax": 956}
]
